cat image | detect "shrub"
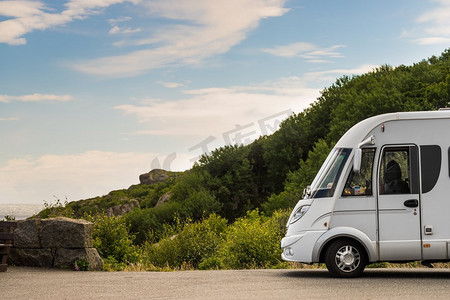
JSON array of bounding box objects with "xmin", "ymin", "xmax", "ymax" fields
[
  {"xmin": 88, "ymin": 214, "xmax": 140, "ymax": 265},
  {"xmin": 262, "ymin": 190, "xmax": 299, "ymax": 216},
  {"xmin": 134, "ymin": 183, "xmax": 173, "ymax": 209},
  {"xmin": 74, "ymin": 259, "xmax": 89, "ymax": 271},
  {"xmin": 198, "ymin": 256, "xmax": 224, "ymax": 270},
  {"xmin": 33, "ymin": 197, "xmax": 74, "ymax": 219},
  {"xmin": 143, "ymin": 214, "xmax": 227, "ymax": 269},
  {"xmin": 215, "ymin": 209, "xmax": 287, "ymax": 269},
  {"xmin": 125, "ymin": 201, "xmax": 186, "ymax": 244},
  {"xmin": 170, "ymin": 168, "xmax": 209, "ymax": 202},
  {"xmin": 181, "ymin": 189, "xmax": 222, "ymax": 219}
]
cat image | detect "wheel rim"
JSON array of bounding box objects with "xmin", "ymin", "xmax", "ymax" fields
[{"xmin": 335, "ymin": 245, "xmax": 361, "ymax": 273}]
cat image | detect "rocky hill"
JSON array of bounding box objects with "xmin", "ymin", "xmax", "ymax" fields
[{"xmin": 33, "ymin": 169, "xmax": 184, "ymax": 219}]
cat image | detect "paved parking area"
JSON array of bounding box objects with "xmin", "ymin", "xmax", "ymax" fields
[{"xmin": 3, "ymin": 267, "xmax": 450, "ymax": 299}]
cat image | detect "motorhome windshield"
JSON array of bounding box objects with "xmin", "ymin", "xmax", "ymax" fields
[{"xmin": 309, "ymin": 148, "xmax": 351, "ymax": 199}]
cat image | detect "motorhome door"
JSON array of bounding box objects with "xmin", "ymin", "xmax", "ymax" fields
[{"xmin": 377, "ymin": 145, "xmax": 421, "ymax": 261}]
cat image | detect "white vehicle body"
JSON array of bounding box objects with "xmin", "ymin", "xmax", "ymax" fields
[{"xmin": 281, "ymin": 110, "xmax": 450, "ymax": 277}]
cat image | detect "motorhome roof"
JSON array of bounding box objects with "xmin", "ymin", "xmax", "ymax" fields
[{"xmin": 335, "ymin": 110, "xmax": 450, "ymax": 149}]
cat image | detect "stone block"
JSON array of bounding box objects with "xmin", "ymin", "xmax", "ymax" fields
[
  {"xmin": 54, "ymin": 248, "xmax": 103, "ymax": 270},
  {"xmin": 40, "ymin": 217, "xmax": 93, "ymax": 248},
  {"xmin": 9, "ymin": 248, "xmax": 54, "ymax": 268},
  {"xmin": 14, "ymin": 219, "xmax": 41, "ymax": 249}
]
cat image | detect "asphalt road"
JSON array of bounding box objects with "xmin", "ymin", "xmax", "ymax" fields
[{"xmin": 3, "ymin": 267, "xmax": 450, "ymax": 299}]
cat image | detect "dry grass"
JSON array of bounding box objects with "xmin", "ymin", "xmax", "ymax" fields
[{"xmin": 103, "ymin": 260, "xmax": 450, "ymax": 272}]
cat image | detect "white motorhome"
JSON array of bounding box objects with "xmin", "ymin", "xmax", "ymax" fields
[{"xmin": 281, "ymin": 110, "xmax": 450, "ymax": 277}]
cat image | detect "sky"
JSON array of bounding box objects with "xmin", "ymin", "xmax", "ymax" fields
[{"xmin": 0, "ymin": 0, "xmax": 449, "ymax": 205}]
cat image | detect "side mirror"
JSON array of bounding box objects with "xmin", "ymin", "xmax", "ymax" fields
[
  {"xmin": 353, "ymin": 148, "xmax": 362, "ymax": 173},
  {"xmin": 354, "ymin": 135, "xmax": 376, "ymax": 173},
  {"xmin": 302, "ymin": 185, "xmax": 311, "ymax": 198}
]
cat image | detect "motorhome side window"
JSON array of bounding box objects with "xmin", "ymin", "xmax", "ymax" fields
[
  {"xmin": 379, "ymin": 146, "xmax": 418, "ymax": 194},
  {"xmin": 343, "ymin": 148, "xmax": 375, "ymax": 196}
]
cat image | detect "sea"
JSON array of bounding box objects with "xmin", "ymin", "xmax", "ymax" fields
[{"xmin": 0, "ymin": 204, "xmax": 44, "ymax": 220}]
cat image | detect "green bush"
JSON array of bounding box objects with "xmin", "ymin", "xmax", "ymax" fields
[
  {"xmin": 166, "ymin": 167, "xmax": 222, "ymax": 220},
  {"xmin": 143, "ymin": 214, "xmax": 227, "ymax": 269},
  {"xmin": 198, "ymin": 256, "xmax": 224, "ymax": 270},
  {"xmin": 134, "ymin": 183, "xmax": 173, "ymax": 209},
  {"xmin": 74, "ymin": 259, "xmax": 89, "ymax": 271},
  {"xmin": 125, "ymin": 201, "xmax": 185, "ymax": 244},
  {"xmin": 89, "ymin": 214, "xmax": 140, "ymax": 264},
  {"xmin": 262, "ymin": 190, "xmax": 299, "ymax": 217},
  {"xmin": 181, "ymin": 189, "xmax": 222, "ymax": 219},
  {"xmin": 170, "ymin": 168, "xmax": 208, "ymax": 201},
  {"xmin": 214, "ymin": 210, "xmax": 287, "ymax": 269}
]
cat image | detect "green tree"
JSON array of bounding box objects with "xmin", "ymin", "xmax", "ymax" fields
[
  {"xmin": 199, "ymin": 145, "xmax": 259, "ymax": 220},
  {"xmin": 262, "ymin": 113, "xmax": 308, "ymax": 193},
  {"xmin": 263, "ymin": 139, "xmax": 332, "ymax": 214}
]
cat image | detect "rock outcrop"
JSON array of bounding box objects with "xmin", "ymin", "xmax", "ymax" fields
[
  {"xmin": 139, "ymin": 169, "xmax": 170, "ymax": 185},
  {"xmin": 105, "ymin": 199, "xmax": 139, "ymax": 217},
  {"xmin": 155, "ymin": 192, "xmax": 171, "ymax": 207},
  {"xmin": 9, "ymin": 217, "xmax": 103, "ymax": 270}
]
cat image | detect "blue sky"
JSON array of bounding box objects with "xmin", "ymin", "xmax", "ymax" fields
[{"xmin": 0, "ymin": 0, "xmax": 449, "ymax": 205}]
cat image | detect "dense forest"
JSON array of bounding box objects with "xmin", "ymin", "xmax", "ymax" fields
[{"xmin": 34, "ymin": 49, "xmax": 450, "ymax": 270}]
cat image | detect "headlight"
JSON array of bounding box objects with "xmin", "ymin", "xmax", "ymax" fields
[{"xmin": 289, "ymin": 205, "xmax": 310, "ymax": 225}]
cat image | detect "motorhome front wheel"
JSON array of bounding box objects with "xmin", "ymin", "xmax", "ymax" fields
[{"xmin": 325, "ymin": 239, "xmax": 367, "ymax": 278}]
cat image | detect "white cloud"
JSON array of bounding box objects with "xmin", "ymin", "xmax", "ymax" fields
[
  {"xmin": 262, "ymin": 42, "xmax": 316, "ymax": 57},
  {"xmin": 413, "ymin": 0, "xmax": 450, "ymax": 45},
  {"xmin": 306, "ymin": 59, "xmax": 331, "ymax": 64},
  {"xmin": 108, "ymin": 15, "xmax": 141, "ymax": 36},
  {"xmin": 109, "ymin": 25, "xmax": 141, "ymax": 35},
  {"xmin": 121, "ymin": 27, "xmax": 141, "ymax": 34},
  {"xmin": 115, "ymin": 77, "xmax": 319, "ymax": 137},
  {"xmin": 116, "ymin": 67, "xmax": 376, "ymax": 139},
  {"xmin": 304, "ymin": 64, "xmax": 379, "ymax": 82},
  {"xmin": 416, "ymin": 0, "xmax": 450, "ymax": 35},
  {"xmin": 109, "ymin": 25, "xmax": 121, "ymax": 34},
  {"xmin": 156, "ymin": 81, "xmax": 184, "ymax": 88},
  {"xmin": 0, "ymin": 0, "xmax": 138, "ymax": 45},
  {"xmin": 108, "ymin": 16, "xmax": 132, "ymax": 25},
  {"xmin": 262, "ymin": 42, "xmax": 345, "ymax": 61},
  {"xmin": 0, "ymin": 93, "xmax": 72, "ymax": 103},
  {"xmin": 73, "ymin": 0, "xmax": 289, "ymax": 76},
  {"xmin": 0, "ymin": 117, "xmax": 19, "ymax": 121},
  {"xmin": 0, "ymin": 150, "xmax": 189, "ymax": 205},
  {"xmin": 1, "ymin": 1, "xmax": 288, "ymax": 76},
  {"xmin": 414, "ymin": 37, "xmax": 450, "ymax": 45}
]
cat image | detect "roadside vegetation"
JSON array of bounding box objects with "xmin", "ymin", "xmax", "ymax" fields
[{"xmin": 28, "ymin": 49, "xmax": 450, "ymax": 271}]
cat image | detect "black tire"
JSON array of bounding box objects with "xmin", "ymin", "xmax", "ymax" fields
[{"xmin": 324, "ymin": 239, "xmax": 367, "ymax": 278}]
